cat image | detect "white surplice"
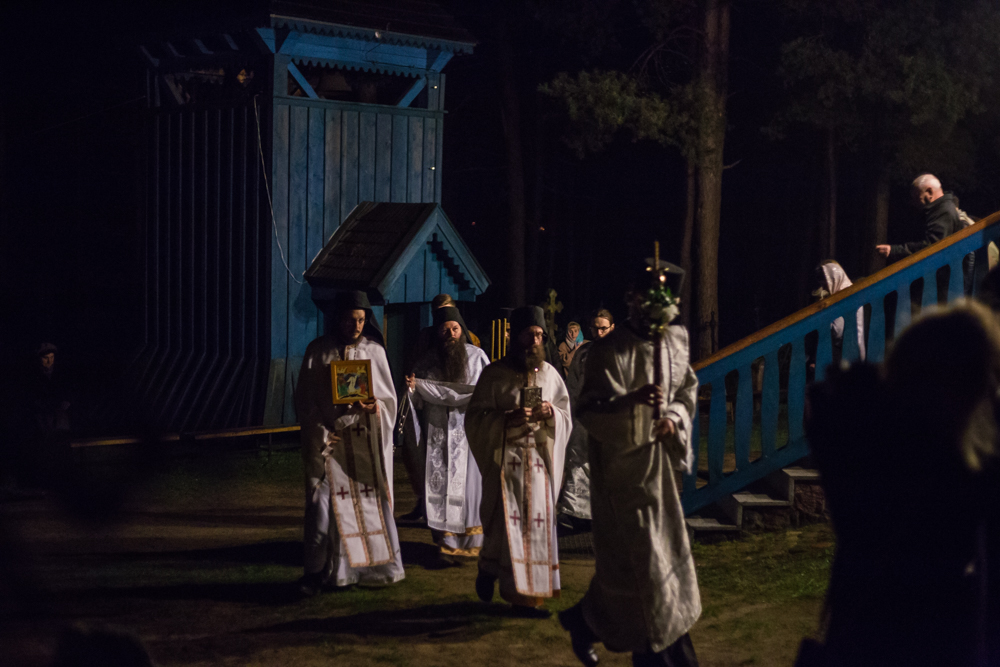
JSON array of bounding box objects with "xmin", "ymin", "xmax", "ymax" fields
[
  {"xmin": 578, "ymin": 323, "xmax": 701, "ymax": 653},
  {"xmin": 466, "ymin": 359, "xmax": 571, "ymax": 604},
  {"xmin": 558, "ymin": 341, "xmax": 592, "ymax": 520},
  {"xmin": 295, "ymin": 335, "xmax": 404, "ymax": 586},
  {"xmin": 410, "ymin": 344, "xmax": 490, "ymax": 555}
]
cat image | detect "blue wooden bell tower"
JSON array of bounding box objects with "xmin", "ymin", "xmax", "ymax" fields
[{"xmin": 134, "ymin": 2, "xmax": 480, "ymax": 431}]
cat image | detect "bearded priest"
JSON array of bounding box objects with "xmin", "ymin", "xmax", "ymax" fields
[
  {"xmin": 466, "ymin": 305, "xmax": 572, "ymax": 615},
  {"xmin": 559, "ymin": 258, "xmax": 701, "ymax": 667},
  {"xmin": 404, "ymin": 305, "xmax": 491, "ymax": 565},
  {"xmin": 295, "ymin": 290, "xmax": 404, "ymax": 594}
]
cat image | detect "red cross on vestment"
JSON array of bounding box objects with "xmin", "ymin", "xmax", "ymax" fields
[
  {"xmin": 534, "ymin": 459, "xmax": 545, "ymax": 473},
  {"xmin": 534, "ymin": 513, "xmax": 545, "ymax": 528},
  {"xmin": 336, "ymin": 487, "xmax": 350, "ymax": 500},
  {"xmin": 509, "ymin": 458, "xmax": 520, "ymax": 472},
  {"xmin": 510, "ymin": 510, "xmax": 521, "ymax": 526},
  {"xmin": 360, "ymin": 484, "xmax": 374, "ymax": 498}
]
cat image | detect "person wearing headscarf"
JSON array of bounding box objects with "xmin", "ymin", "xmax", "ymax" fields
[
  {"xmin": 294, "ymin": 290, "xmax": 403, "ymax": 594},
  {"xmin": 560, "ymin": 259, "xmax": 701, "ymax": 667},
  {"xmin": 404, "ymin": 305, "xmax": 490, "ymax": 565},
  {"xmin": 813, "ymin": 260, "xmax": 866, "ymax": 363},
  {"xmin": 465, "ymin": 306, "xmax": 572, "ymax": 615},
  {"xmin": 558, "ymin": 322, "xmax": 584, "ymax": 373}
]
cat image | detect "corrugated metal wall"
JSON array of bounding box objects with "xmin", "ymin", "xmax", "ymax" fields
[
  {"xmin": 129, "ymin": 104, "xmax": 270, "ymax": 431},
  {"xmin": 266, "ymin": 99, "xmax": 444, "ymax": 424}
]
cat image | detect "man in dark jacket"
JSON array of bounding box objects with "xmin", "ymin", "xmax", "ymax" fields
[{"xmin": 876, "ymin": 174, "xmax": 961, "ymax": 261}]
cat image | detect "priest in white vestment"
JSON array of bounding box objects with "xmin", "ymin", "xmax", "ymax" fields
[
  {"xmin": 295, "ymin": 290, "xmax": 404, "ymax": 594},
  {"xmin": 466, "ymin": 306, "xmax": 572, "ymax": 612},
  {"xmin": 404, "ymin": 305, "xmax": 490, "ymax": 563},
  {"xmin": 559, "ymin": 261, "xmax": 701, "ymax": 667}
]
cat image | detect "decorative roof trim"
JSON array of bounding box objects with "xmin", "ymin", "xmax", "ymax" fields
[
  {"xmin": 291, "ymin": 55, "xmax": 426, "ymax": 79},
  {"xmin": 271, "ymin": 15, "xmax": 475, "ymax": 54}
]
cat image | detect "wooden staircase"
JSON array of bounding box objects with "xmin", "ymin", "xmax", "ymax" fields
[
  {"xmin": 686, "ymin": 466, "xmax": 823, "ymax": 540},
  {"xmin": 681, "ymin": 209, "xmax": 1000, "ymax": 536}
]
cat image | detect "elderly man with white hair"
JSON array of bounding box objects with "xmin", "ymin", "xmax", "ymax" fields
[
  {"xmin": 876, "ymin": 173, "xmax": 972, "ymax": 293},
  {"xmin": 876, "ymin": 173, "xmax": 963, "ymax": 262}
]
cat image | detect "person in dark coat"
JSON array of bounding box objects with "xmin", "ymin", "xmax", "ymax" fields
[{"xmin": 876, "ymin": 174, "xmax": 962, "ymax": 262}]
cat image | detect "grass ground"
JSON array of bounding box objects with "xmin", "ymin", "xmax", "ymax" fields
[{"xmin": 1, "ymin": 448, "xmax": 831, "ymax": 666}]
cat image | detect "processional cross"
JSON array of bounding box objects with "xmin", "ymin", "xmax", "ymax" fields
[{"xmin": 543, "ymin": 289, "xmax": 563, "ymax": 341}]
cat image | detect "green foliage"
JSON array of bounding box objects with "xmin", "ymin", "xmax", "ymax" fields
[
  {"xmin": 540, "ymin": 70, "xmax": 696, "ymax": 159},
  {"xmin": 774, "ymin": 0, "xmax": 1000, "ymax": 182}
]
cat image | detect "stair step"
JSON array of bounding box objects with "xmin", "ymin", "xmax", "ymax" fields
[
  {"xmin": 783, "ymin": 467, "xmax": 820, "ymax": 482},
  {"xmin": 686, "ymin": 516, "xmax": 740, "ymax": 532},
  {"xmin": 731, "ymin": 492, "xmax": 791, "ymax": 508}
]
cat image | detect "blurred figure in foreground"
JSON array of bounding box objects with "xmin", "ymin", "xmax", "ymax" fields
[{"xmin": 802, "ymin": 301, "xmax": 999, "ymax": 666}]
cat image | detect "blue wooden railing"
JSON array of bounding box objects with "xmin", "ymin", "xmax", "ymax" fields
[{"xmin": 682, "ymin": 210, "xmax": 1000, "ymax": 515}]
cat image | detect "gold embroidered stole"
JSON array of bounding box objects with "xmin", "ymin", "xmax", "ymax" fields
[
  {"xmin": 499, "ymin": 370, "xmax": 555, "ymax": 597},
  {"xmin": 325, "ymin": 344, "xmax": 392, "ymax": 567}
]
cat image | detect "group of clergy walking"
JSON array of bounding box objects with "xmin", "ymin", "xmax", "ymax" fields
[{"xmin": 295, "ymin": 257, "xmax": 702, "ymax": 667}]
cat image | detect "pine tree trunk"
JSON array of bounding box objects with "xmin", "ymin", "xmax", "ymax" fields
[
  {"xmin": 497, "ymin": 20, "xmax": 526, "ymax": 306},
  {"xmin": 820, "ymin": 127, "xmax": 837, "ymax": 259},
  {"xmin": 680, "ymin": 159, "xmax": 696, "ymax": 331},
  {"xmin": 864, "ymin": 167, "xmax": 890, "ymax": 276},
  {"xmin": 694, "ymin": 0, "xmax": 730, "ymax": 359},
  {"xmin": 526, "ymin": 104, "xmax": 543, "ymax": 303}
]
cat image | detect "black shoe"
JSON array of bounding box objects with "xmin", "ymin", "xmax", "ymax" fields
[
  {"xmin": 398, "ymin": 501, "xmax": 426, "ymax": 523},
  {"xmin": 297, "ymin": 573, "xmax": 323, "ymax": 597},
  {"xmin": 559, "ymin": 606, "xmax": 599, "ymax": 667},
  {"xmin": 475, "ymin": 570, "xmax": 496, "ymax": 603},
  {"xmin": 427, "ymin": 553, "xmax": 462, "ymax": 570},
  {"xmin": 510, "ymin": 604, "xmax": 552, "ymax": 619}
]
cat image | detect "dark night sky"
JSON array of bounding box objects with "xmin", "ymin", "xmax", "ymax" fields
[{"xmin": 3, "ymin": 0, "xmax": 999, "ymax": 400}]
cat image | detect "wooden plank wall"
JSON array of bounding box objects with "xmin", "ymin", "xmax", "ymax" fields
[
  {"xmin": 268, "ymin": 99, "xmax": 444, "ymax": 424},
  {"xmin": 129, "ymin": 104, "xmax": 270, "ymax": 432}
]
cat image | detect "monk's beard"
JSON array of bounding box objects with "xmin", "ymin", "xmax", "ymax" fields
[
  {"xmin": 509, "ymin": 343, "xmax": 545, "ymax": 373},
  {"xmin": 437, "ymin": 337, "xmax": 469, "ymax": 383}
]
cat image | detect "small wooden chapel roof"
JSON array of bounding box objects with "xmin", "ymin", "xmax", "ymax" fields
[{"xmin": 304, "ymin": 202, "xmax": 489, "ymax": 303}]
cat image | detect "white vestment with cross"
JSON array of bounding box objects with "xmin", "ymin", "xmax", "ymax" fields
[
  {"xmin": 466, "ymin": 359, "xmax": 571, "ymax": 602},
  {"xmin": 296, "ymin": 335, "xmax": 404, "ymax": 586}
]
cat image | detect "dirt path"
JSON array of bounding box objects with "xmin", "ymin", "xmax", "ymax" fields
[{"xmin": 1, "ymin": 450, "xmax": 827, "ymax": 666}]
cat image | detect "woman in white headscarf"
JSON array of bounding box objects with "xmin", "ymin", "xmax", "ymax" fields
[
  {"xmin": 558, "ymin": 322, "xmax": 584, "ymax": 373},
  {"xmin": 813, "ymin": 260, "xmax": 866, "ymax": 362}
]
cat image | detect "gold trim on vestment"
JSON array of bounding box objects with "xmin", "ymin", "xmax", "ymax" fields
[
  {"xmin": 442, "ymin": 526, "xmax": 483, "ymax": 537},
  {"xmin": 440, "ymin": 546, "xmax": 481, "ymax": 557}
]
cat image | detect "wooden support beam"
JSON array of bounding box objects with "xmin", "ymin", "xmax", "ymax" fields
[
  {"xmin": 277, "ymin": 30, "xmax": 303, "ymax": 54},
  {"xmin": 397, "ymin": 76, "xmax": 426, "ymax": 108},
  {"xmin": 139, "ymin": 45, "xmax": 159, "ymax": 68},
  {"xmin": 426, "ymin": 49, "xmax": 452, "ymax": 72},
  {"xmin": 288, "ymin": 62, "xmax": 319, "ymax": 99},
  {"xmin": 272, "ymin": 53, "xmax": 291, "ymax": 96},
  {"xmin": 162, "ymin": 75, "xmax": 185, "ymax": 105}
]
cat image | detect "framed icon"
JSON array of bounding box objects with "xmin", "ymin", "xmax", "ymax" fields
[{"xmin": 331, "ymin": 359, "xmax": 373, "ymax": 404}]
